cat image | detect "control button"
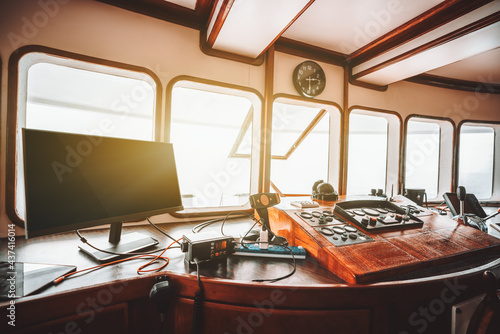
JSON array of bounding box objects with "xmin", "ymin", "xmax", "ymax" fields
[
  {"xmin": 344, "ymin": 210, "xmax": 355, "ymax": 217},
  {"xmin": 344, "ymin": 225, "xmax": 357, "ymax": 233},
  {"xmin": 353, "ymin": 209, "xmax": 365, "ymax": 216},
  {"xmin": 331, "ymin": 235, "xmax": 338, "ymax": 240},
  {"xmin": 377, "ymin": 216, "xmax": 386, "ymax": 222},
  {"xmin": 323, "ymin": 210, "xmax": 333, "ymax": 216},
  {"xmin": 312, "ymin": 211, "xmax": 322, "ymax": 218},
  {"xmin": 361, "ymin": 218, "xmax": 369, "ymax": 226},
  {"xmin": 362, "ymin": 208, "xmax": 380, "ymax": 216},
  {"xmin": 395, "ymin": 214, "xmax": 403, "ymax": 222},
  {"xmin": 341, "ymin": 234, "xmax": 348, "ymax": 241},
  {"xmin": 325, "ymin": 217, "xmax": 333, "ymax": 222},
  {"xmin": 318, "ymin": 217, "xmax": 326, "ymax": 224},
  {"xmin": 376, "ymin": 208, "xmax": 389, "ymax": 214},
  {"xmin": 319, "ymin": 227, "xmax": 334, "ymax": 236},
  {"xmin": 300, "ymin": 212, "xmax": 313, "ymax": 219},
  {"xmin": 332, "ymin": 227, "xmax": 345, "ymax": 234},
  {"xmin": 369, "ymin": 217, "xmax": 377, "ymax": 226},
  {"xmin": 349, "ymin": 233, "xmax": 358, "ymax": 240}
]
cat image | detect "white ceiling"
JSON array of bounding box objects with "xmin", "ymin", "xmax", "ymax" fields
[
  {"xmin": 427, "ymin": 47, "xmax": 500, "ymax": 84},
  {"xmin": 167, "ymin": 0, "xmax": 500, "ymax": 86},
  {"xmin": 166, "ymin": 0, "xmax": 197, "ymax": 10},
  {"xmin": 282, "ymin": 0, "xmax": 444, "ymax": 54}
]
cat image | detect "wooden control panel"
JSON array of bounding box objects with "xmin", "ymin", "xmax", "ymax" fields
[{"xmin": 269, "ymin": 198, "xmax": 500, "ymax": 284}]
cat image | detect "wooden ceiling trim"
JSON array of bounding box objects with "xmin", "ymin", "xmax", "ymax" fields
[
  {"xmin": 252, "ymin": 0, "xmax": 317, "ymax": 60},
  {"xmin": 206, "ymin": 0, "xmax": 234, "ymax": 48},
  {"xmin": 96, "ymin": 0, "xmax": 207, "ymax": 30},
  {"xmin": 195, "ymin": 0, "xmax": 216, "ymax": 17},
  {"xmin": 352, "ymin": 12, "xmax": 500, "ymax": 81},
  {"xmin": 275, "ymin": 37, "xmax": 346, "ymax": 67},
  {"xmin": 347, "ymin": 67, "xmax": 387, "ymax": 91},
  {"xmin": 346, "ymin": 0, "xmax": 494, "ymax": 67},
  {"xmin": 199, "ymin": 29, "xmax": 266, "ymax": 65},
  {"xmin": 405, "ymin": 74, "xmax": 500, "ymax": 94}
]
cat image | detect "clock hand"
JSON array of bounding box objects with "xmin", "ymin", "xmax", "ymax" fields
[{"xmin": 306, "ymin": 76, "xmax": 312, "ymax": 91}]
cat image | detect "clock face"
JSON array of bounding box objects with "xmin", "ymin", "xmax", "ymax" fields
[{"xmin": 293, "ymin": 61, "xmax": 326, "ymax": 98}]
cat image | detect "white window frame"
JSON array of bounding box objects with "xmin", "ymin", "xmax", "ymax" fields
[
  {"xmin": 168, "ymin": 79, "xmax": 263, "ymax": 211},
  {"xmin": 404, "ymin": 117, "xmax": 454, "ymax": 201},
  {"xmin": 11, "ymin": 51, "xmax": 159, "ymax": 224},
  {"xmin": 458, "ymin": 121, "xmax": 499, "ymax": 202},
  {"xmin": 347, "ymin": 108, "xmax": 401, "ymax": 196},
  {"xmin": 270, "ymin": 96, "xmax": 342, "ymax": 194}
]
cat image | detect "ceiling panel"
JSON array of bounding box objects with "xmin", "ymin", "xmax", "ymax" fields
[
  {"xmin": 426, "ymin": 47, "xmax": 500, "ymax": 84},
  {"xmin": 357, "ymin": 22, "xmax": 500, "ymax": 86},
  {"xmin": 209, "ymin": 0, "xmax": 312, "ymax": 58},
  {"xmin": 165, "ymin": 0, "xmax": 197, "ymax": 10},
  {"xmin": 282, "ymin": 0, "xmax": 444, "ymax": 54}
]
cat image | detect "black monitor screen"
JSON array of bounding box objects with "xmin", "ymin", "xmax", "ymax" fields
[
  {"xmin": 443, "ymin": 192, "xmax": 487, "ymax": 218},
  {"xmin": 23, "ymin": 129, "xmax": 183, "ymax": 238}
]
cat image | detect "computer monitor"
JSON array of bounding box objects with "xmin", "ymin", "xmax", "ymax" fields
[{"xmin": 23, "ymin": 129, "xmax": 183, "ymax": 261}]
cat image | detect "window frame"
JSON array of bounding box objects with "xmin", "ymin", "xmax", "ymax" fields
[
  {"xmin": 403, "ymin": 115, "xmax": 455, "ymax": 201},
  {"xmin": 457, "ymin": 120, "xmax": 500, "ymax": 202},
  {"xmin": 346, "ymin": 107, "xmax": 402, "ymax": 196},
  {"xmin": 270, "ymin": 94, "xmax": 342, "ymax": 195},
  {"xmin": 6, "ymin": 45, "xmax": 162, "ymax": 227},
  {"xmin": 166, "ymin": 76, "xmax": 264, "ymax": 217}
]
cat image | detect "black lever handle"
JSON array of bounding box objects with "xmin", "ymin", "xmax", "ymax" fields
[{"xmin": 457, "ymin": 186, "xmax": 466, "ymax": 201}]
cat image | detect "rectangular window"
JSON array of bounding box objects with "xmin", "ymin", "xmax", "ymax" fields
[
  {"xmin": 347, "ymin": 113, "xmax": 388, "ymax": 195},
  {"xmin": 170, "ymin": 84, "xmax": 258, "ymax": 208},
  {"xmin": 15, "ymin": 53, "xmax": 157, "ymax": 221},
  {"xmin": 270, "ymin": 100, "xmax": 340, "ymax": 194},
  {"xmin": 405, "ymin": 120, "xmax": 440, "ymax": 199},
  {"xmin": 26, "ymin": 63, "xmax": 155, "ymax": 139},
  {"xmin": 459, "ymin": 125, "xmax": 495, "ymax": 199}
]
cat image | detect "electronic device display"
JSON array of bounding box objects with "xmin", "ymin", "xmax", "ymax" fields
[
  {"xmin": 23, "ymin": 129, "xmax": 183, "ymax": 260},
  {"xmin": 443, "ymin": 192, "xmax": 487, "ymax": 218},
  {"xmin": 181, "ymin": 232, "xmax": 234, "ymax": 265}
]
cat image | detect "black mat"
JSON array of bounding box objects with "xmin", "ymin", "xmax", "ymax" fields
[{"xmin": 0, "ymin": 262, "xmax": 76, "ymax": 300}]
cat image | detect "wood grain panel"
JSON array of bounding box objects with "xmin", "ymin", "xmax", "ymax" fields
[
  {"xmin": 269, "ymin": 198, "xmax": 500, "ymax": 284},
  {"xmin": 175, "ymin": 297, "xmax": 371, "ymax": 334}
]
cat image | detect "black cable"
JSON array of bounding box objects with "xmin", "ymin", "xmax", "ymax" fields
[
  {"xmin": 220, "ymin": 212, "xmax": 256, "ymax": 236},
  {"xmin": 191, "ymin": 258, "xmax": 204, "ymax": 334},
  {"xmin": 75, "ymin": 230, "xmax": 172, "ymax": 257},
  {"xmin": 239, "ymin": 221, "xmax": 261, "ymax": 247},
  {"xmin": 147, "ymin": 217, "xmax": 182, "ymax": 246},
  {"xmin": 234, "ymin": 241, "xmax": 297, "ymax": 283},
  {"xmin": 191, "ymin": 212, "xmax": 257, "ymax": 234},
  {"xmin": 158, "ymin": 313, "xmax": 165, "ymax": 334}
]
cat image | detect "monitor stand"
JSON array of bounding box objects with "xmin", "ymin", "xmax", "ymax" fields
[{"xmin": 78, "ymin": 222, "xmax": 159, "ymax": 262}]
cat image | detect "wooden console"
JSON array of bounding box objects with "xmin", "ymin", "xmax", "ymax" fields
[{"xmin": 269, "ymin": 198, "xmax": 500, "ymax": 284}]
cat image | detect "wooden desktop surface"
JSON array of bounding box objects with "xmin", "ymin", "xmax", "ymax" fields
[
  {"xmin": 270, "ymin": 196, "xmax": 500, "ymax": 284},
  {"xmin": 1, "ymin": 200, "xmax": 500, "ymax": 333}
]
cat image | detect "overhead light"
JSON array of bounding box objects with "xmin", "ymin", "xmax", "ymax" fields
[{"xmin": 206, "ymin": 0, "xmax": 314, "ymax": 59}]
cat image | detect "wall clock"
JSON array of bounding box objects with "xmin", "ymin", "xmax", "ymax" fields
[{"xmin": 292, "ymin": 61, "xmax": 326, "ymax": 98}]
